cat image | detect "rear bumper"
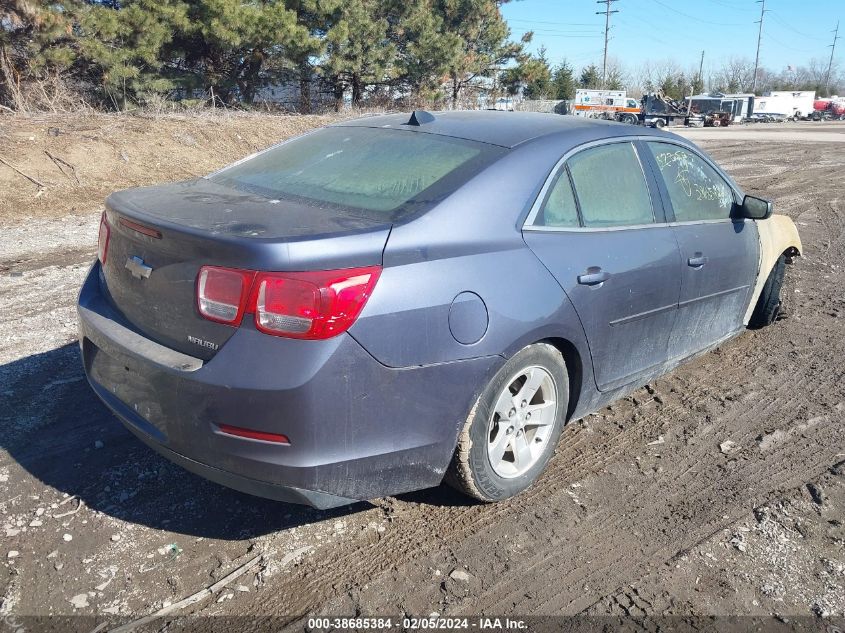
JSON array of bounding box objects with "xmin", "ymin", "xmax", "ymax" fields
[
  {"xmin": 78, "ymin": 263, "xmax": 500, "ymax": 507},
  {"xmin": 102, "ymin": 394, "xmax": 355, "ymax": 509}
]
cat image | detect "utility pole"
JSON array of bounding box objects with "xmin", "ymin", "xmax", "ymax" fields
[
  {"xmin": 825, "ymin": 21, "xmax": 840, "ymax": 96},
  {"xmin": 596, "ymin": 0, "xmax": 619, "ymax": 89},
  {"xmin": 689, "ymin": 50, "xmax": 704, "ymax": 116},
  {"xmin": 752, "ymin": 0, "xmax": 767, "ymax": 94},
  {"xmin": 697, "ymin": 50, "xmax": 705, "ymax": 93}
]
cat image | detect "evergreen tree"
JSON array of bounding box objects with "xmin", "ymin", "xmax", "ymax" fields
[
  {"xmin": 579, "ymin": 64, "xmax": 600, "ymax": 89},
  {"xmin": 550, "ymin": 59, "xmax": 575, "ymax": 100},
  {"xmin": 323, "ymin": 0, "xmax": 395, "ymax": 108},
  {"xmin": 78, "ymin": 0, "xmax": 188, "ymax": 108},
  {"xmin": 605, "ymin": 65, "xmax": 626, "ymax": 90},
  {"xmin": 171, "ymin": 0, "xmax": 315, "ymax": 105},
  {"xmin": 500, "ymin": 46, "xmax": 551, "ymax": 99},
  {"xmin": 285, "ymin": 0, "xmax": 337, "ymax": 113},
  {"xmin": 386, "ymin": 0, "xmax": 457, "ymax": 103},
  {"xmin": 437, "ymin": 0, "xmax": 520, "ymax": 109},
  {"xmin": 520, "ymin": 45, "xmax": 552, "ymax": 99}
]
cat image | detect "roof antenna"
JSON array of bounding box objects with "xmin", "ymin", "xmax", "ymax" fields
[{"xmin": 406, "ymin": 110, "xmax": 435, "ymax": 126}]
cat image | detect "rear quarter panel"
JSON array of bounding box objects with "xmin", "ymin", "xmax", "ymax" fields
[{"xmin": 348, "ymin": 137, "xmax": 596, "ymax": 406}]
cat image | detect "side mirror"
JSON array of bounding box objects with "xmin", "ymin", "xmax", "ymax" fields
[{"xmin": 737, "ymin": 194, "xmax": 773, "ymax": 220}]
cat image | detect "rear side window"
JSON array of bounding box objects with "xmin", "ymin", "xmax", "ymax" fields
[
  {"xmin": 209, "ymin": 127, "xmax": 504, "ymax": 220},
  {"xmin": 568, "ymin": 143, "xmax": 654, "ymax": 227},
  {"xmin": 534, "ymin": 171, "xmax": 580, "ymax": 228},
  {"xmin": 645, "ymin": 142, "xmax": 734, "ymax": 221}
]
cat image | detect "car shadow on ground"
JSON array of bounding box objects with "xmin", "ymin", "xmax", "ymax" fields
[
  {"xmin": 396, "ymin": 484, "xmax": 479, "ymax": 507},
  {"xmin": 0, "ymin": 343, "xmax": 373, "ymax": 539}
]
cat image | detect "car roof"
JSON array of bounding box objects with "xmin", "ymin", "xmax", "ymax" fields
[{"xmin": 332, "ymin": 110, "xmax": 660, "ymax": 149}]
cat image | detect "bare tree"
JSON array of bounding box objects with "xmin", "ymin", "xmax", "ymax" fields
[
  {"xmin": 711, "ymin": 57, "xmax": 755, "ymax": 93},
  {"xmin": 769, "ymin": 58, "xmax": 843, "ymax": 95},
  {"xmin": 635, "ymin": 58, "xmax": 696, "ymax": 99},
  {"xmin": 637, "ymin": 58, "xmax": 682, "ymax": 94},
  {"xmin": 603, "ymin": 56, "xmax": 629, "ymax": 91}
]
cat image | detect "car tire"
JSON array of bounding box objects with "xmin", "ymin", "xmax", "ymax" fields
[
  {"xmin": 749, "ymin": 254, "xmax": 786, "ymax": 328},
  {"xmin": 653, "ymin": 119, "xmax": 666, "ymax": 129},
  {"xmin": 446, "ymin": 343, "xmax": 568, "ymax": 502}
]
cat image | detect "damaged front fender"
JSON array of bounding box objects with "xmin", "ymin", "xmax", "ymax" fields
[{"xmin": 744, "ymin": 214, "xmax": 803, "ymax": 325}]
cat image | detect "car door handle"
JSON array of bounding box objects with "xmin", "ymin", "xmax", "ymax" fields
[
  {"xmin": 577, "ymin": 268, "xmax": 611, "ymax": 286},
  {"xmin": 687, "ymin": 253, "xmax": 709, "ymax": 268}
]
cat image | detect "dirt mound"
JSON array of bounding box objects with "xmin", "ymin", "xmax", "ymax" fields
[{"xmin": 0, "ymin": 111, "xmax": 345, "ymax": 223}]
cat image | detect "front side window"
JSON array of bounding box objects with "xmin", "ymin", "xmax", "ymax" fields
[
  {"xmin": 209, "ymin": 127, "xmax": 503, "ymax": 220},
  {"xmin": 645, "ymin": 142, "xmax": 734, "ymax": 221},
  {"xmin": 568, "ymin": 143, "xmax": 654, "ymax": 228}
]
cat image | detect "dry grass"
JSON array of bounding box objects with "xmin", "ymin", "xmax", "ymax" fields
[
  {"xmin": 0, "ymin": 52, "xmax": 95, "ymax": 115},
  {"xmin": 0, "ymin": 109, "xmax": 384, "ymax": 223}
]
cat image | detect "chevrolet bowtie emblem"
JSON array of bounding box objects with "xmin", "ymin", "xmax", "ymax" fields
[{"xmin": 125, "ymin": 256, "xmax": 153, "ymax": 279}]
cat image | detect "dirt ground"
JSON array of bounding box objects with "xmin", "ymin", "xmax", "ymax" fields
[{"xmin": 1, "ymin": 115, "xmax": 844, "ymax": 626}]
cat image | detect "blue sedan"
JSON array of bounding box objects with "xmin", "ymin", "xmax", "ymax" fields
[{"xmin": 78, "ymin": 111, "xmax": 802, "ymax": 508}]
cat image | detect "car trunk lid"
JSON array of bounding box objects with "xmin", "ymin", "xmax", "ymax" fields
[{"xmin": 100, "ymin": 178, "xmax": 391, "ymax": 360}]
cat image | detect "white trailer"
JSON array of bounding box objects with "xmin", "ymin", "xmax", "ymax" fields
[{"xmin": 753, "ymin": 91, "xmax": 816, "ymax": 121}]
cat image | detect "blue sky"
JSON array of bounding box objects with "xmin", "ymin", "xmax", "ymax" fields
[{"xmin": 500, "ymin": 0, "xmax": 841, "ymax": 74}]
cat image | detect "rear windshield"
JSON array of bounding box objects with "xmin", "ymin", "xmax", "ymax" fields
[{"xmin": 208, "ymin": 126, "xmax": 505, "ymax": 221}]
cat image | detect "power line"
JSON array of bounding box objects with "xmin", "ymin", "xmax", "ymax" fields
[
  {"xmin": 612, "ymin": 18, "xmax": 673, "ymax": 47},
  {"xmin": 703, "ymin": 0, "xmax": 756, "ymax": 11},
  {"xmin": 514, "ymin": 27, "xmax": 605, "ymax": 35},
  {"xmin": 512, "ymin": 31, "xmax": 605, "ymax": 39},
  {"xmin": 647, "ymin": 0, "xmax": 749, "ymax": 28},
  {"xmin": 596, "ymin": 0, "xmax": 619, "ymax": 89},
  {"xmin": 826, "ymin": 21, "xmax": 840, "ymax": 95},
  {"xmin": 768, "ymin": 11, "xmax": 824, "ymax": 41},
  {"xmin": 752, "ymin": 0, "xmax": 767, "ymax": 93},
  {"xmin": 508, "ymin": 19, "xmax": 599, "ymax": 27},
  {"xmin": 764, "ymin": 32, "xmax": 816, "ymax": 55}
]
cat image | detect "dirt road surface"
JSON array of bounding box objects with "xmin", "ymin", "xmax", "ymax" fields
[
  {"xmin": 1, "ymin": 115, "xmax": 844, "ymax": 624},
  {"xmin": 677, "ymin": 120, "xmax": 845, "ymax": 144}
]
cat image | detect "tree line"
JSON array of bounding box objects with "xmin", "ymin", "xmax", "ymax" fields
[
  {"xmin": 2, "ymin": 0, "xmax": 532, "ymax": 112},
  {"xmin": 519, "ymin": 50, "xmax": 843, "ymax": 102},
  {"xmin": 2, "ymin": 1, "xmax": 842, "ymax": 113}
]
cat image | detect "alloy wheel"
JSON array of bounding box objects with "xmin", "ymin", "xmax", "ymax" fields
[{"xmin": 486, "ymin": 366, "xmax": 558, "ymax": 478}]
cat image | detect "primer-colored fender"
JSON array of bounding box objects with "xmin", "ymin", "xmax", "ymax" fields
[{"xmin": 744, "ymin": 214, "xmax": 802, "ymax": 325}]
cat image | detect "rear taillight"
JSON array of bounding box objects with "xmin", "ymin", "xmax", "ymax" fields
[
  {"xmin": 196, "ymin": 266, "xmax": 256, "ymax": 325},
  {"xmin": 97, "ymin": 212, "xmax": 110, "ymax": 266},
  {"xmin": 253, "ymin": 267, "xmax": 381, "ymax": 339},
  {"xmin": 195, "ymin": 265, "xmax": 381, "ymax": 339}
]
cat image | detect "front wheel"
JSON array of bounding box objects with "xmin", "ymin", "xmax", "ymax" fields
[
  {"xmin": 749, "ymin": 255, "xmax": 786, "ymax": 328},
  {"xmin": 446, "ymin": 343, "xmax": 568, "ymax": 502}
]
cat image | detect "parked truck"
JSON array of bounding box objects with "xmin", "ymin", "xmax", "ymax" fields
[
  {"xmin": 811, "ymin": 97, "xmax": 845, "ymax": 120},
  {"xmin": 639, "ymin": 93, "xmax": 690, "ymax": 128}
]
